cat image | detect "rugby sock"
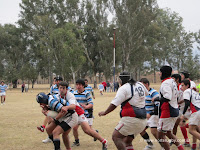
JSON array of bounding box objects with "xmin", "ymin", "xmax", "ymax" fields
[
  {"xmin": 180, "ymin": 126, "xmax": 189, "ymax": 143},
  {"xmin": 185, "ymin": 123, "xmax": 189, "ymax": 128},
  {"xmin": 192, "ymin": 143, "xmax": 197, "ymax": 149},
  {"xmin": 49, "ymin": 135, "xmax": 53, "ymax": 141},
  {"xmin": 142, "ymin": 132, "xmax": 153, "ymax": 145},
  {"xmin": 101, "ymin": 139, "xmax": 106, "ymax": 144},
  {"xmin": 126, "ymin": 145, "xmax": 134, "ymax": 150},
  {"xmin": 42, "ymin": 125, "xmax": 45, "ymax": 129},
  {"xmin": 53, "ymin": 139, "xmax": 60, "ymax": 150},
  {"xmin": 177, "ymin": 144, "xmax": 184, "ymax": 150}
]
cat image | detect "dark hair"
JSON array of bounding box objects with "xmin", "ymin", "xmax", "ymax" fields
[
  {"xmin": 181, "ymin": 71, "xmax": 190, "ymax": 79},
  {"xmin": 181, "ymin": 79, "xmax": 190, "ymax": 88},
  {"xmin": 1, "ymin": 81, "xmax": 4, "ymax": 83},
  {"xmin": 160, "ymin": 65, "xmax": 172, "ymax": 80},
  {"xmin": 119, "ymin": 72, "xmax": 136, "ymax": 85},
  {"xmin": 55, "ymin": 76, "xmax": 63, "ymax": 81},
  {"xmin": 171, "ymin": 74, "xmax": 181, "ymax": 83},
  {"xmin": 76, "ymin": 79, "xmax": 85, "ymax": 86},
  {"xmin": 84, "ymin": 79, "xmax": 88, "ymax": 82},
  {"xmin": 140, "ymin": 78, "xmax": 149, "ymax": 85},
  {"xmin": 58, "ymin": 81, "xmax": 69, "ymax": 88}
]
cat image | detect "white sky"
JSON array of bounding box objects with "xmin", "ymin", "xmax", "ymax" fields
[{"xmin": 0, "ymin": 0, "xmax": 200, "ymax": 33}]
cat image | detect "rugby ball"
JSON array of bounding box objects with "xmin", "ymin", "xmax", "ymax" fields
[{"xmin": 47, "ymin": 110, "xmax": 58, "ymax": 119}]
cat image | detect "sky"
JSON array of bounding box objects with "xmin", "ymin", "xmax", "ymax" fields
[{"xmin": 0, "ymin": 0, "xmax": 200, "ymax": 33}]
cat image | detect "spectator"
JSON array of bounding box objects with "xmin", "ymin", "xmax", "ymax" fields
[
  {"xmin": 102, "ymin": 81, "xmax": 107, "ymax": 92},
  {"xmin": 21, "ymin": 82, "xmax": 25, "ymax": 93},
  {"xmin": 106, "ymin": 81, "xmax": 110, "ymax": 92}
]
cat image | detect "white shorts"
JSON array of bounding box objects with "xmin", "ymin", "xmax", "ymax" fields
[
  {"xmin": 147, "ymin": 115, "xmax": 159, "ymax": 128},
  {"xmin": 87, "ymin": 118, "xmax": 93, "ymax": 126},
  {"xmin": 158, "ymin": 117, "xmax": 177, "ymax": 132},
  {"xmin": 59, "ymin": 112, "xmax": 78, "ymax": 128},
  {"xmin": 78, "ymin": 114, "xmax": 88, "ymax": 124},
  {"xmin": 99, "ymin": 89, "xmax": 103, "ymax": 92},
  {"xmin": 115, "ymin": 117, "xmax": 147, "ymax": 136},
  {"xmin": 179, "ymin": 107, "xmax": 191, "ymax": 119},
  {"xmin": 189, "ymin": 111, "xmax": 200, "ymax": 126},
  {"xmin": 0, "ymin": 92, "xmax": 6, "ymax": 96}
]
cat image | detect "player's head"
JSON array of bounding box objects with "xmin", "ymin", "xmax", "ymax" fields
[
  {"xmin": 181, "ymin": 79, "xmax": 190, "ymax": 91},
  {"xmin": 160, "ymin": 65, "xmax": 172, "ymax": 80},
  {"xmin": 58, "ymin": 81, "xmax": 69, "ymax": 96},
  {"xmin": 84, "ymin": 79, "xmax": 88, "ymax": 86},
  {"xmin": 119, "ymin": 72, "xmax": 131, "ymax": 85},
  {"xmin": 180, "ymin": 70, "xmax": 190, "ymax": 80},
  {"xmin": 140, "ymin": 78, "xmax": 150, "ymax": 89},
  {"xmin": 1, "ymin": 81, "xmax": 4, "ymax": 85},
  {"xmin": 171, "ymin": 74, "xmax": 181, "ymax": 84},
  {"xmin": 76, "ymin": 79, "xmax": 85, "ymax": 92},
  {"xmin": 55, "ymin": 76, "xmax": 63, "ymax": 85},
  {"xmin": 36, "ymin": 92, "xmax": 49, "ymax": 105}
]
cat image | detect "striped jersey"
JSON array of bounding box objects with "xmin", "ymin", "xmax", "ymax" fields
[
  {"xmin": 99, "ymin": 84, "xmax": 104, "ymax": 90},
  {"xmin": 50, "ymin": 84, "xmax": 59, "ymax": 95},
  {"xmin": 73, "ymin": 90, "xmax": 93, "ymax": 118},
  {"xmin": 0, "ymin": 84, "xmax": 8, "ymax": 93},
  {"xmin": 85, "ymin": 85, "xmax": 94, "ymax": 93},
  {"xmin": 48, "ymin": 92, "xmax": 76, "ymax": 115},
  {"xmin": 145, "ymin": 88, "xmax": 159, "ymax": 114}
]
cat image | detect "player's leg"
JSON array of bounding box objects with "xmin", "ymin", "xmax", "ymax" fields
[
  {"xmin": 166, "ymin": 131, "xmax": 184, "ymax": 150},
  {"xmin": 189, "ymin": 125, "xmax": 200, "ymax": 140},
  {"xmin": 72, "ymin": 124, "xmax": 80, "ymax": 146},
  {"xmin": 124, "ymin": 135, "xmax": 134, "ymax": 150},
  {"xmin": 112, "ymin": 129, "xmax": 126, "ymax": 150},
  {"xmin": 37, "ymin": 116, "xmax": 49, "ymax": 132},
  {"xmin": 62, "ymin": 130, "xmax": 72, "ymax": 150},
  {"xmin": 1, "ymin": 95, "xmax": 3, "ymax": 104},
  {"xmin": 45, "ymin": 121, "xmax": 57, "ymax": 142}
]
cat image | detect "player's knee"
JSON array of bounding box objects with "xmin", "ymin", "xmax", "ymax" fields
[{"xmin": 83, "ymin": 128, "xmax": 91, "ymax": 135}]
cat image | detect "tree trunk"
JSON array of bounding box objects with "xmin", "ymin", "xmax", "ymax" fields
[{"xmin": 72, "ymin": 72, "xmax": 76, "ymax": 89}]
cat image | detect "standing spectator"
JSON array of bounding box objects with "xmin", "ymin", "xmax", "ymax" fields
[
  {"xmin": 110, "ymin": 82, "xmax": 114, "ymax": 92},
  {"xmin": 25, "ymin": 83, "xmax": 28, "ymax": 92},
  {"xmin": 114, "ymin": 81, "xmax": 119, "ymax": 92},
  {"xmin": 0, "ymin": 81, "xmax": 8, "ymax": 105},
  {"xmin": 21, "ymin": 82, "xmax": 25, "ymax": 93},
  {"xmin": 102, "ymin": 81, "xmax": 107, "ymax": 92},
  {"xmin": 106, "ymin": 81, "xmax": 110, "ymax": 92}
]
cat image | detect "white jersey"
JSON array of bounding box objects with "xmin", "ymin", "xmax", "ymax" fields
[
  {"xmin": 183, "ymin": 88, "xmax": 200, "ymax": 113},
  {"xmin": 111, "ymin": 82, "xmax": 148, "ymax": 108},
  {"xmin": 179, "ymin": 80, "xmax": 196, "ymax": 109},
  {"xmin": 160, "ymin": 78, "xmax": 178, "ymax": 109}
]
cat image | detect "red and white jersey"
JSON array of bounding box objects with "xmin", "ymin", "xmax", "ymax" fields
[
  {"xmin": 183, "ymin": 88, "xmax": 200, "ymax": 113},
  {"xmin": 179, "ymin": 80, "xmax": 196, "ymax": 109},
  {"xmin": 111, "ymin": 82, "xmax": 148, "ymax": 118},
  {"xmin": 159, "ymin": 78, "xmax": 179, "ymax": 118}
]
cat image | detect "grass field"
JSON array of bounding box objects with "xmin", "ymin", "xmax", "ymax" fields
[{"xmin": 0, "ymin": 84, "xmax": 195, "ymax": 150}]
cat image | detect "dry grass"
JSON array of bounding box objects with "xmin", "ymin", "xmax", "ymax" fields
[{"xmin": 0, "ymin": 84, "xmax": 194, "ymax": 150}]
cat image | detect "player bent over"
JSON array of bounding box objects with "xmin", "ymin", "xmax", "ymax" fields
[
  {"xmin": 157, "ymin": 66, "xmax": 184, "ymax": 150},
  {"xmin": 36, "ymin": 90, "xmax": 78, "ymax": 150},
  {"xmin": 99, "ymin": 72, "xmax": 148, "ymax": 150},
  {"xmin": 182, "ymin": 80, "xmax": 200, "ymax": 150}
]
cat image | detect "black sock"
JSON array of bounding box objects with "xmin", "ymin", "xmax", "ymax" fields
[
  {"xmin": 49, "ymin": 135, "xmax": 53, "ymax": 141},
  {"xmin": 75, "ymin": 139, "xmax": 79, "ymax": 143},
  {"xmin": 142, "ymin": 132, "xmax": 153, "ymax": 145},
  {"xmin": 53, "ymin": 139, "xmax": 60, "ymax": 150}
]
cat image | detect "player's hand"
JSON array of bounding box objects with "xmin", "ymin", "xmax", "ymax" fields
[
  {"xmin": 42, "ymin": 109, "xmax": 48, "ymax": 116},
  {"xmin": 61, "ymin": 106, "xmax": 68, "ymax": 113},
  {"xmin": 80, "ymin": 104, "xmax": 87, "ymax": 109},
  {"xmin": 98, "ymin": 111, "xmax": 106, "ymax": 116},
  {"xmin": 146, "ymin": 113, "xmax": 151, "ymax": 119},
  {"xmin": 93, "ymin": 96, "xmax": 95, "ymax": 99}
]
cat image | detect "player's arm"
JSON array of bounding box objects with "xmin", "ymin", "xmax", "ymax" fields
[
  {"xmin": 182, "ymin": 99, "xmax": 190, "ymax": 115},
  {"xmin": 99, "ymin": 104, "xmax": 117, "ymax": 116}
]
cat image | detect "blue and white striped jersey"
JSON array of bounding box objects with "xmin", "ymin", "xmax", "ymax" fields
[
  {"xmin": 48, "ymin": 92, "xmax": 76, "ymax": 114},
  {"xmin": 73, "ymin": 90, "xmax": 93, "ymax": 118},
  {"xmin": 145, "ymin": 88, "xmax": 159, "ymax": 114},
  {"xmin": 0, "ymin": 84, "xmax": 8, "ymax": 93},
  {"xmin": 50, "ymin": 84, "xmax": 59, "ymax": 95},
  {"xmin": 85, "ymin": 85, "xmax": 93, "ymax": 93}
]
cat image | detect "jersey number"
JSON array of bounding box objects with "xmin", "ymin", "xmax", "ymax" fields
[{"xmin": 135, "ymin": 87, "xmax": 144, "ymax": 97}]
